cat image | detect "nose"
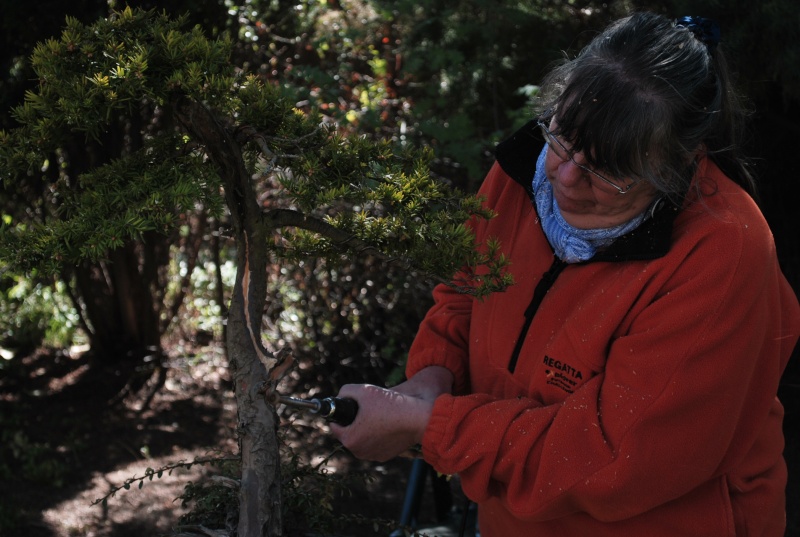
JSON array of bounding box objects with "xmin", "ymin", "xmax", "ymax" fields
[{"xmin": 556, "ymin": 158, "xmax": 589, "ymax": 187}]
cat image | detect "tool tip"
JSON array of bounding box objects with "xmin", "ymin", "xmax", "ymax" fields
[{"xmin": 263, "ymin": 390, "xmax": 280, "ymax": 406}]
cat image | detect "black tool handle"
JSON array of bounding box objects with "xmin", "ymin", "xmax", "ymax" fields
[{"xmin": 315, "ymin": 397, "xmax": 359, "ymax": 426}]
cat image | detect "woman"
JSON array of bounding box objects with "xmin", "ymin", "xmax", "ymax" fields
[{"xmin": 331, "ymin": 12, "xmax": 800, "ymax": 536}]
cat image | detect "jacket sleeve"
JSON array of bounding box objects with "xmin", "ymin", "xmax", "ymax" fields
[
  {"xmin": 405, "ymin": 162, "xmax": 511, "ymax": 395},
  {"xmin": 420, "ymin": 182, "xmax": 800, "ymax": 521}
]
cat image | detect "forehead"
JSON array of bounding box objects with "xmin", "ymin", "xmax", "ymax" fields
[
  {"xmin": 547, "ymin": 103, "xmax": 655, "ymax": 179},
  {"xmin": 545, "ymin": 117, "xmax": 592, "ymax": 156}
]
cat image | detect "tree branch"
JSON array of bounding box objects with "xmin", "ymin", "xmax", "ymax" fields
[
  {"xmin": 173, "ymin": 97, "xmax": 256, "ymax": 235},
  {"xmin": 262, "ymin": 208, "xmax": 452, "ymax": 286}
]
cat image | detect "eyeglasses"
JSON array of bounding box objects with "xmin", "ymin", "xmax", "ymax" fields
[{"xmin": 537, "ymin": 119, "xmax": 641, "ymax": 194}]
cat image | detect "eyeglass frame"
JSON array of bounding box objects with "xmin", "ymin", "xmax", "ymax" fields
[{"xmin": 537, "ymin": 119, "xmax": 642, "ymax": 194}]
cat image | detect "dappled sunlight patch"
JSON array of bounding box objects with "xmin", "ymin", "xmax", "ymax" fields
[{"xmin": 41, "ymin": 449, "xmax": 207, "ymax": 537}]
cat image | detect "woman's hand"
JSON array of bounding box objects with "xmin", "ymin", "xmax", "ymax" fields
[{"xmin": 329, "ymin": 367, "xmax": 454, "ymax": 462}]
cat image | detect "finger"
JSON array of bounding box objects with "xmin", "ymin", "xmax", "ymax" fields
[{"xmin": 337, "ymin": 383, "xmax": 376, "ymax": 402}]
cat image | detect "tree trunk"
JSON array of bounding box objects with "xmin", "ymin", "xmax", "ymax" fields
[
  {"xmin": 227, "ymin": 234, "xmax": 283, "ymax": 537},
  {"xmin": 71, "ymin": 242, "xmax": 163, "ymax": 363},
  {"xmin": 174, "ymin": 96, "xmax": 284, "ymax": 536}
]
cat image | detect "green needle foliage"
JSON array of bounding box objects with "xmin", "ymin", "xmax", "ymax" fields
[
  {"xmin": 0, "ymin": 7, "xmax": 512, "ymax": 535},
  {"xmin": 0, "ymin": 6, "xmax": 511, "ymax": 298}
]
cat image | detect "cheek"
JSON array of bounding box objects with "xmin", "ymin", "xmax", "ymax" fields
[
  {"xmin": 543, "ymin": 151, "xmax": 558, "ymax": 174},
  {"xmin": 543, "ymin": 152, "xmax": 564, "ymax": 183}
]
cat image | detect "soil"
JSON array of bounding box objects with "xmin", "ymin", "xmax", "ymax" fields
[
  {"xmin": 0, "ymin": 344, "xmax": 798, "ymax": 537},
  {"xmin": 0, "ymin": 344, "xmax": 459, "ymax": 537}
]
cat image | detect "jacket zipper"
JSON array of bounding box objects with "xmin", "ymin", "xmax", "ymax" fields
[{"xmin": 508, "ymin": 256, "xmax": 567, "ymax": 373}]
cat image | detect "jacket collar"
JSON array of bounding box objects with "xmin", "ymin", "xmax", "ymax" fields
[{"xmin": 494, "ymin": 119, "xmax": 680, "ymax": 262}]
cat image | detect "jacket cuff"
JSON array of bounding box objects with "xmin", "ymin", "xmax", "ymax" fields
[
  {"xmin": 421, "ymin": 393, "xmax": 455, "ymax": 466},
  {"xmin": 406, "ymin": 349, "xmax": 470, "ymax": 395}
]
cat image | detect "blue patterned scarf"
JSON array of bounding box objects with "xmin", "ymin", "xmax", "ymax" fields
[{"xmin": 532, "ymin": 146, "xmax": 652, "ymax": 263}]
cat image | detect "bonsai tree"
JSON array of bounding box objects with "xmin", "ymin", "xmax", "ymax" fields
[{"xmin": 0, "ymin": 8, "xmax": 510, "ymax": 536}]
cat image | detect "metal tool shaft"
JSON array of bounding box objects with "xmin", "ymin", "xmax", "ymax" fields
[{"xmin": 276, "ymin": 395, "xmax": 322, "ymax": 412}]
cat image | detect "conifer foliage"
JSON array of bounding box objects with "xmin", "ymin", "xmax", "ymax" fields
[{"xmin": 0, "ymin": 7, "xmax": 510, "ymax": 536}]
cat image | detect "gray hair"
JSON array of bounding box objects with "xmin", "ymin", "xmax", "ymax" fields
[{"xmin": 535, "ymin": 12, "xmax": 755, "ymax": 203}]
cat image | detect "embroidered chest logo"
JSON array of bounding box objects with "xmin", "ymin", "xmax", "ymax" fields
[{"xmin": 542, "ymin": 355, "xmax": 584, "ymax": 394}]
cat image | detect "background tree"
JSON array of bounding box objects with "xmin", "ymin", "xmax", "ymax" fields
[
  {"xmin": 0, "ymin": 7, "xmax": 510, "ymax": 536},
  {"xmin": 0, "ymin": 0, "xmax": 232, "ymax": 392}
]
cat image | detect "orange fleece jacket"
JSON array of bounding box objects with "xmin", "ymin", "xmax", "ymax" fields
[{"xmin": 407, "ymin": 150, "xmax": 800, "ymax": 536}]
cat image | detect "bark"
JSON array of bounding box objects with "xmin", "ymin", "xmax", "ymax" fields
[
  {"xmin": 174, "ymin": 96, "xmax": 283, "ymax": 537},
  {"xmin": 227, "ymin": 245, "xmax": 282, "ymax": 537},
  {"xmin": 70, "ymin": 242, "xmax": 163, "ymax": 363}
]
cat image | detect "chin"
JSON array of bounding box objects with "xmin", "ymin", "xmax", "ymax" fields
[{"xmin": 555, "ymin": 196, "xmax": 593, "ymax": 216}]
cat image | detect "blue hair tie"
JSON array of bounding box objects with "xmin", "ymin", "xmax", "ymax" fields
[{"xmin": 675, "ymin": 16, "xmax": 721, "ymax": 50}]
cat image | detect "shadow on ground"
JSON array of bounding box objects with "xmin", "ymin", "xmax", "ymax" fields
[{"xmin": 0, "ymin": 346, "xmax": 236, "ymax": 536}]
